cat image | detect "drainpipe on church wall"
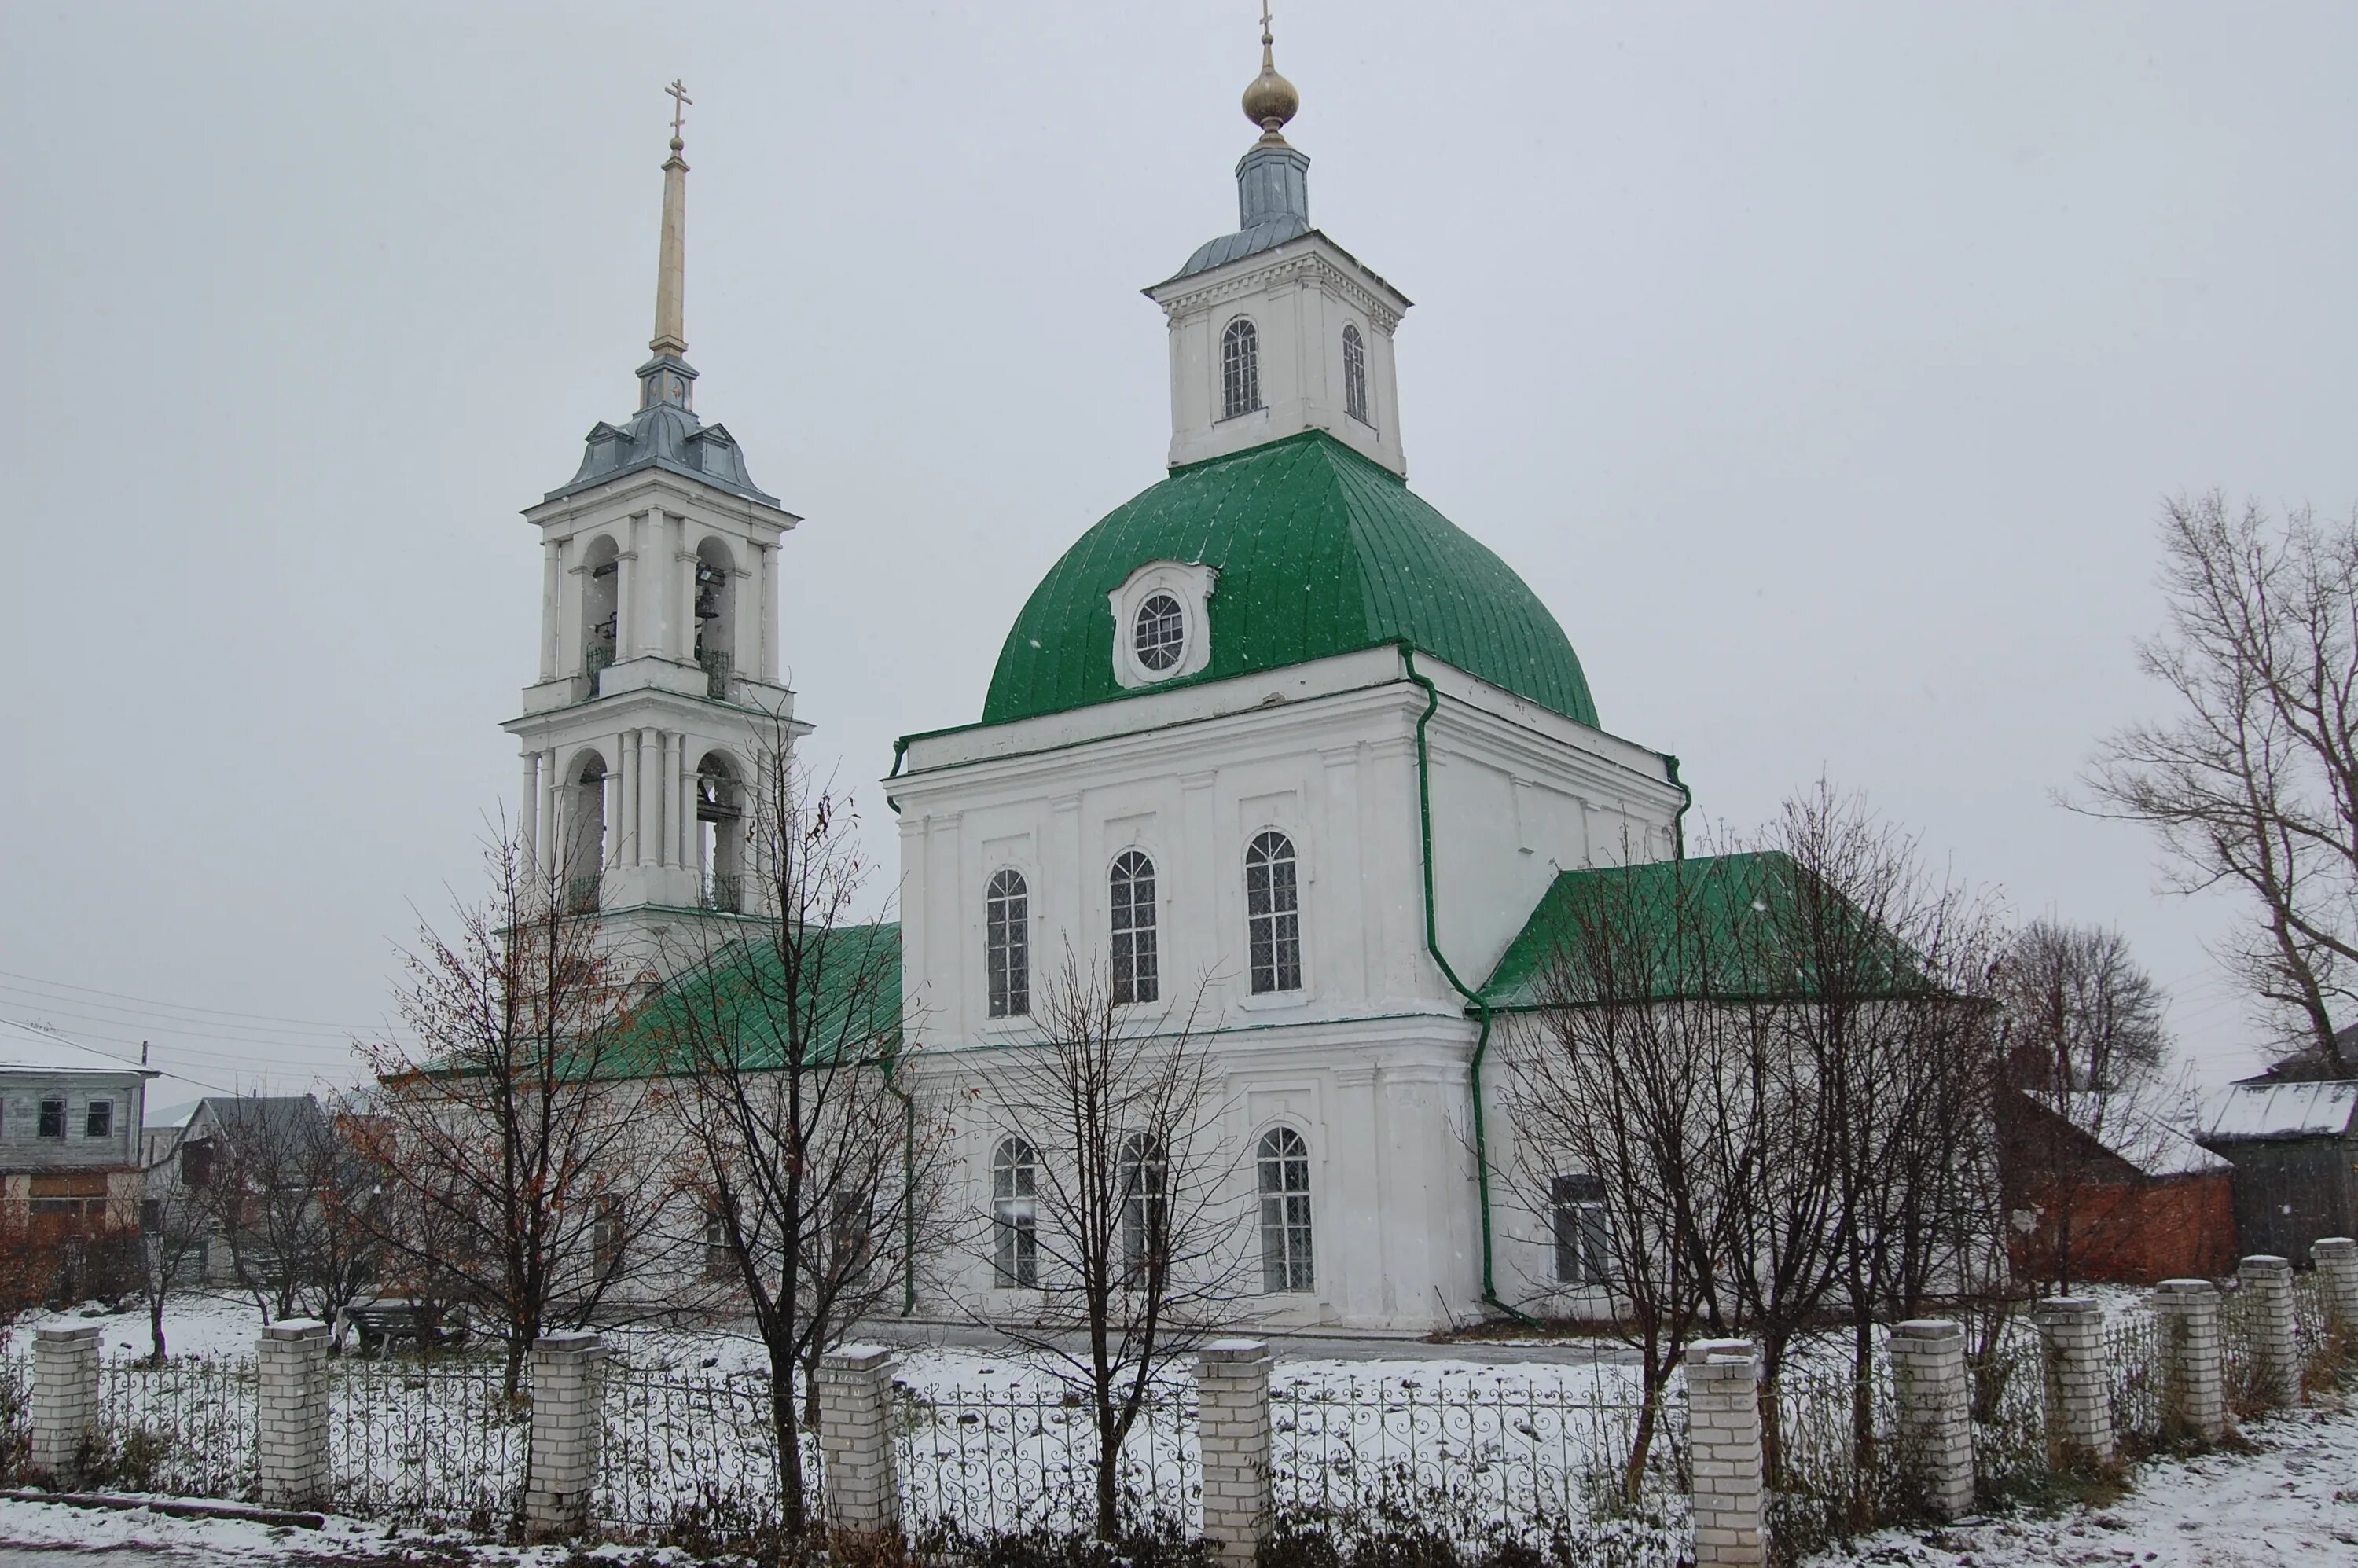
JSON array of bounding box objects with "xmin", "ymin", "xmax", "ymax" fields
[{"xmin": 1397, "ymin": 644, "xmax": 1533, "ymax": 1327}]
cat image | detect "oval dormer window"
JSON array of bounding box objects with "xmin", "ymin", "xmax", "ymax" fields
[{"xmin": 1134, "ymin": 593, "xmax": 1186, "ymax": 673}]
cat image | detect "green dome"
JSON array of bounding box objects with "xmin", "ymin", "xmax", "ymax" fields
[{"xmin": 982, "ymin": 431, "xmax": 1599, "ymax": 729}]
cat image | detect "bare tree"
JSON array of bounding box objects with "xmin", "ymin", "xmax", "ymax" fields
[
  {"xmin": 134, "ymin": 1148, "xmax": 216, "ymax": 1364},
  {"xmin": 1995, "ymin": 920, "xmax": 2179, "ymax": 1293},
  {"xmin": 2083, "ymin": 494, "xmax": 2358, "ymax": 1073},
  {"xmin": 200, "ymin": 1095, "xmax": 381, "ymax": 1334},
  {"xmin": 976, "ymin": 949, "xmax": 1243, "ymax": 1541},
  {"xmin": 1510, "ymin": 858, "xmax": 1736, "ymax": 1502},
  {"xmin": 362, "ymin": 831, "xmax": 682, "ymax": 1397},
  {"xmin": 651, "ymin": 747, "xmax": 957, "ymax": 1539}
]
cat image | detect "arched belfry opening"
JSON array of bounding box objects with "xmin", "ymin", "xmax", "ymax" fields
[
  {"xmin": 695, "ymin": 751, "xmax": 747, "ymax": 912},
  {"xmin": 582, "ymin": 535, "xmax": 620, "ymax": 689},
  {"xmin": 693, "ymin": 538, "xmax": 734, "ymax": 696},
  {"xmin": 564, "ymin": 751, "xmax": 608, "ymax": 912}
]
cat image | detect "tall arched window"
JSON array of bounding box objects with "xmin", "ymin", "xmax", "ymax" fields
[
  {"xmin": 992, "ymin": 1136, "xmax": 1038, "ymax": 1287},
  {"xmin": 581, "ymin": 535, "xmax": 620, "ymax": 689},
  {"xmin": 1221, "ymin": 318, "xmax": 1261, "ymax": 420},
  {"xmin": 1258, "ymin": 1126, "xmax": 1314, "ymax": 1293},
  {"xmin": 695, "ymin": 753, "xmax": 744, "ymax": 913},
  {"xmin": 693, "ymin": 538, "xmax": 735, "ymax": 696},
  {"xmin": 1245, "ymin": 831, "xmax": 1302, "ymax": 994},
  {"xmin": 564, "ymin": 751, "xmax": 608, "ymax": 913},
  {"xmin": 1118, "ymin": 1133, "xmax": 1167, "ymax": 1283},
  {"xmin": 1342, "ymin": 324, "xmax": 1370, "ymax": 425},
  {"xmin": 986, "ymin": 869, "xmax": 1030, "ymax": 1019},
  {"xmin": 1109, "ymin": 850, "xmax": 1159, "ymax": 1005}
]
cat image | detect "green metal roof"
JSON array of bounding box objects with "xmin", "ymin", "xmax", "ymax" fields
[
  {"xmin": 1478, "ymin": 853, "xmax": 1931, "ymax": 1011},
  {"xmin": 602, "ymin": 922, "xmax": 902, "ymax": 1079},
  {"xmin": 981, "ymin": 431, "xmax": 1600, "ymax": 729}
]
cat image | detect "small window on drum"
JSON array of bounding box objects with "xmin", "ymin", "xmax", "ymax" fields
[
  {"xmin": 1342, "ymin": 324, "xmax": 1370, "ymax": 426},
  {"xmin": 1133, "ymin": 594, "xmax": 1185, "ymax": 674}
]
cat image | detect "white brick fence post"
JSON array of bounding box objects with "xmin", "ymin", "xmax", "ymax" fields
[
  {"xmin": 817, "ymin": 1345, "xmax": 901, "ymax": 1536},
  {"xmin": 2153, "ymin": 1279, "xmax": 2227, "ymax": 1442},
  {"xmin": 1888, "ymin": 1320, "xmax": 1974, "ymax": 1520},
  {"xmin": 1686, "ymin": 1339, "xmax": 1765, "ymax": 1568},
  {"xmin": 2033, "ymin": 1297, "xmax": 2114, "ymax": 1467},
  {"xmin": 1196, "ymin": 1339, "xmax": 1273, "ymax": 1566},
  {"xmin": 29, "ymin": 1324, "xmax": 101, "ymax": 1484},
  {"xmin": 2239, "ymin": 1254, "xmax": 2300, "ymax": 1408},
  {"xmin": 256, "ymin": 1319, "xmax": 330, "ymax": 1508},
  {"xmin": 2314, "ymin": 1238, "xmax": 2358, "ymax": 1336},
  {"xmin": 525, "ymin": 1331, "xmax": 605, "ymax": 1538}
]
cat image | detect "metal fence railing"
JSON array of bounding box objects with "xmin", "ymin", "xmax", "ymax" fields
[
  {"xmin": 96, "ymin": 1353, "xmax": 259, "ymax": 1499},
  {"xmin": 1966, "ymin": 1328, "xmax": 2047, "ymax": 1496},
  {"xmin": 2103, "ymin": 1309, "xmax": 2166, "ymax": 1447},
  {"xmin": 329, "ymin": 1356, "xmax": 527, "ymax": 1529},
  {"xmin": 597, "ymin": 1360, "xmax": 811, "ymax": 1543},
  {"xmin": 1765, "ymin": 1360, "xmax": 1900, "ymax": 1559},
  {"xmin": 893, "ymin": 1376, "xmax": 1196, "ymax": 1541},
  {"xmin": 0, "ymin": 1352, "xmax": 28, "ymax": 1480}
]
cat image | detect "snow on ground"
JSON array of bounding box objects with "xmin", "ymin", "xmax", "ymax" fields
[
  {"xmin": 10, "ymin": 1293, "xmax": 260, "ymax": 1361},
  {"xmin": 1810, "ymin": 1404, "xmax": 2358, "ymax": 1568},
  {"xmin": 0, "ymin": 1496, "xmax": 703, "ymax": 1566}
]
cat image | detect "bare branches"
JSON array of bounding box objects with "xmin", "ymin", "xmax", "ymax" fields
[
  {"xmin": 2082, "ymin": 494, "xmax": 2358, "ymax": 1069},
  {"xmin": 360, "ymin": 829, "xmax": 683, "ymax": 1396},
  {"xmin": 974, "ymin": 947, "xmax": 1247, "ymax": 1540}
]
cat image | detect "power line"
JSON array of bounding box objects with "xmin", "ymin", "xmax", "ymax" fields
[
  {"xmin": 0, "ymin": 968, "xmax": 393, "ymax": 1032},
  {"xmin": 0, "ymin": 982, "xmax": 387, "ymax": 1045}
]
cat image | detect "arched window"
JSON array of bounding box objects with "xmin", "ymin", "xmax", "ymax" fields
[
  {"xmin": 1118, "ymin": 1133, "xmax": 1167, "ymax": 1283},
  {"xmin": 991, "ymin": 1136, "xmax": 1038, "ymax": 1287},
  {"xmin": 582, "ymin": 535, "xmax": 620, "ymax": 689},
  {"xmin": 1342, "ymin": 324, "xmax": 1370, "ymax": 425},
  {"xmin": 693, "ymin": 538, "xmax": 735, "ymax": 696},
  {"xmin": 695, "ymin": 753, "xmax": 744, "ymax": 913},
  {"xmin": 1133, "ymin": 593, "xmax": 1185, "ymax": 673},
  {"xmin": 1221, "ymin": 318, "xmax": 1261, "ymax": 420},
  {"xmin": 1245, "ymin": 831, "xmax": 1302, "ymax": 994},
  {"xmin": 1258, "ymin": 1127, "xmax": 1314, "ymax": 1293},
  {"xmin": 564, "ymin": 751, "xmax": 608, "ymax": 912},
  {"xmin": 986, "ymin": 869, "xmax": 1030, "ymax": 1019},
  {"xmin": 1109, "ymin": 850, "xmax": 1159, "ymax": 1005}
]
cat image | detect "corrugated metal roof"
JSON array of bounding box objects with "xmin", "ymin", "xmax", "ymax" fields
[
  {"xmin": 2201, "ymin": 1079, "xmax": 2358, "ymax": 1141},
  {"xmin": 979, "ymin": 431, "xmax": 1599, "ymax": 729},
  {"xmin": 2048, "ymin": 1092, "xmax": 2232, "ymax": 1177}
]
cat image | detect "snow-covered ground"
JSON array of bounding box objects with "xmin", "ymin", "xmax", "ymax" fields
[
  {"xmin": 0, "ymin": 1495, "xmax": 691, "ymax": 1566},
  {"xmin": 1809, "ymin": 1405, "xmax": 2358, "ymax": 1567},
  {"xmin": 12, "ymin": 1293, "xmax": 259, "ymax": 1361}
]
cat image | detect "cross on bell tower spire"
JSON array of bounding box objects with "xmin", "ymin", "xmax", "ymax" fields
[{"xmin": 641, "ymin": 79, "xmax": 695, "ymax": 409}]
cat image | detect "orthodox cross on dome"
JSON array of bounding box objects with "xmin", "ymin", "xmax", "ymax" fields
[
  {"xmin": 1243, "ymin": 2, "xmax": 1299, "ymax": 144},
  {"xmin": 665, "ymin": 78, "xmax": 692, "ymax": 148}
]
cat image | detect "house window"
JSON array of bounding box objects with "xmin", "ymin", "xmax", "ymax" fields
[
  {"xmin": 593, "ymin": 1194, "xmax": 625, "ymax": 1272},
  {"xmin": 1258, "ymin": 1126, "xmax": 1314, "ymax": 1293},
  {"xmin": 1133, "ymin": 593, "xmax": 1186, "ymax": 674},
  {"xmin": 1552, "ymin": 1174, "xmax": 1610, "ymax": 1286},
  {"xmin": 38, "ymin": 1099, "xmax": 65, "ymax": 1140},
  {"xmin": 986, "ymin": 868, "xmax": 1030, "ymax": 1019},
  {"xmin": 1246, "ymin": 831, "xmax": 1302, "ymax": 993},
  {"xmin": 1119, "ymin": 1133, "xmax": 1167, "ymax": 1283},
  {"xmin": 992, "ymin": 1136, "xmax": 1038, "ymax": 1288},
  {"xmin": 703, "ymin": 1203, "xmax": 733, "ymax": 1283},
  {"xmin": 84, "ymin": 1099, "xmax": 112, "ymax": 1139},
  {"xmin": 1342, "ymin": 324, "xmax": 1370, "ymax": 425},
  {"xmin": 1109, "ymin": 850, "xmax": 1159, "ymax": 1005},
  {"xmin": 1221, "ymin": 318, "xmax": 1261, "ymax": 420}
]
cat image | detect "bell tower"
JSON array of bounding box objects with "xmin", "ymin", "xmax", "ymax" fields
[{"xmin": 502, "ymin": 84, "xmax": 804, "ymax": 968}]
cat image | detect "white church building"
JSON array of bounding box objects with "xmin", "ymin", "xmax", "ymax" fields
[{"xmin": 510, "ymin": 48, "xmax": 1694, "ymax": 1331}]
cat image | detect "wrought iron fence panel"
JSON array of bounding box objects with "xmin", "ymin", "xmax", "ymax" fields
[
  {"xmin": 1269, "ymin": 1365, "xmax": 1686, "ymax": 1565},
  {"xmin": 2219, "ymin": 1283, "xmax": 2264, "ymax": 1414},
  {"xmin": 1764, "ymin": 1359, "xmax": 1901, "ymax": 1557},
  {"xmin": 2294, "ymin": 1272, "xmax": 2329, "ymax": 1360},
  {"xmin": 893, "ymin": 1377, "xmax": 1198, "ymax": 1540},
  {"xmin": 329, "ymin": 1356, "xmax": 527, "ymax": 1529},
  {"xmin": 597, "ymin": 1360, "xmax": 813, "ymax": 1543},
  {"xmin": 2102, "ymin": 1309, "xmax": 2165, "ymax": 1445},
  {"xmin": 1965, "ymin": 1331, "xmax": 2046, "ymax": 1496},
  {"xmin": 95, "ymin": 1354, "xmax": 259, "ymax": 1499},
  {"xmin": 0, "ymin": 1353, "xmax": 28, "ymax": 1481}
]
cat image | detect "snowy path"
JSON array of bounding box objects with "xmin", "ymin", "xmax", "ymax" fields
[{"xmin": 1811, "ymin": 1405, "xmax": 2358, "ymax": 1567}]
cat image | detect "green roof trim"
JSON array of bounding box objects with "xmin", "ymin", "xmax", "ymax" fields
[
  {"xmin": 601, "ymin": 921, "xmax": 903, "ymax": 1079},
  {"xmin": 981, "ymin": 431, "xmax": 1600, "ymax": 729},
  {"xmin": 1478, "ymin": 853, "xmax": 1930, "ymax": 1012}
]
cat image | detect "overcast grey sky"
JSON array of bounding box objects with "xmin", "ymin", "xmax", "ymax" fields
[{"xmin": 3, "ymin": 2, "xmax": 2352, "ymax": 1108}]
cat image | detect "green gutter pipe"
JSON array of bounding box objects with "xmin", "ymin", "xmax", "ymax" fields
[
  {"xmin": 1398, "ymin": 644, "xmax": 1537, "ymax": 1327},
  {"xmin": 1665, "ymin": 754, "xmax": 1691, "ymax": 861},
  {"xmin": 879, "ymin": 1045, "xmax": 918, "ymax": 1316},
  {"xmin": 885, "ymin": 737, "xmax": 909, "ymax": 815}
]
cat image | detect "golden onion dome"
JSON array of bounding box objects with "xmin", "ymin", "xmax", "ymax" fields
[{"xmin": 1241, "ymin": 18, "xmax": 1298, "ymax": 141}]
